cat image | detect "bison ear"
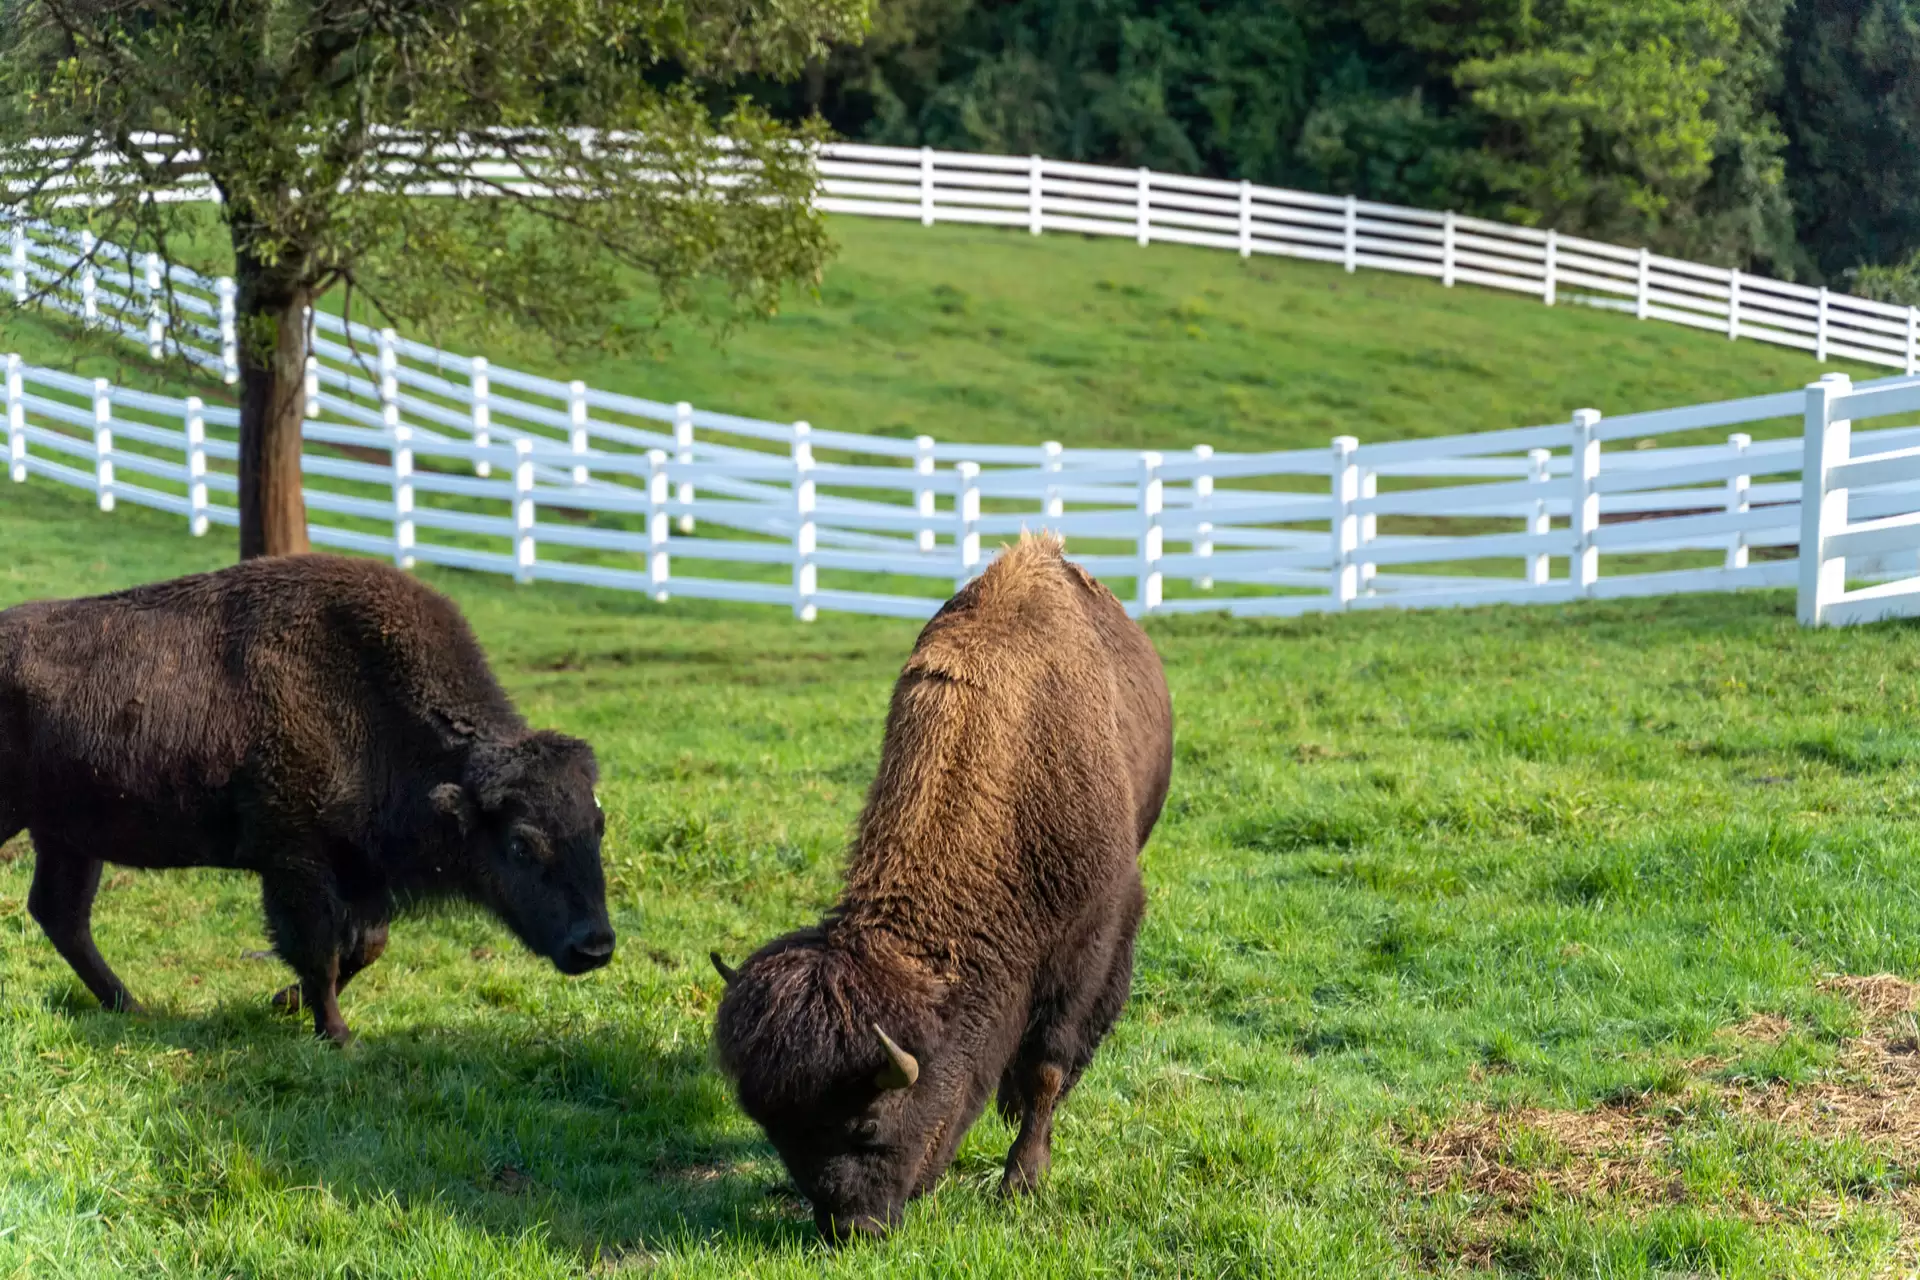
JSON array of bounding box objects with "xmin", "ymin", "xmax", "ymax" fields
[{"xmin": 430, "ymin": 782, "xmax": 477, "ymax": 835}]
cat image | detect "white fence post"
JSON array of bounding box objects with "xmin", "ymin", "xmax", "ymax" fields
[
  {"xmin": 5, "ymin": 355, "xmax": 23, "ymax": 482},
  {"xmin": 91, "ymin": 377, "xmax": 113, "ymax": 511},
  {"xmin": 1342, "ymin": 195, "xmax": 1358, "ymax": 274},
  {"xmin": 79, "ymin": 231, "xmax": 97, "ymax": 326},
  {"xmin": 1194, "ymin": 443, "xmax": 1214, "ymax": 590},
  {"xmin": 380, "ymin": 322, "xmax": 403, "ymax": 408},
  {"xmin": 1816, "ymin": 288, "xmax": 1830, "ymax": 363},
  {"xmin": 1331, "ymin": 435, "xmax": 1359, "ymax": 608},
  {"xmin": 1726, "ymin": 433, "xmax": 1750, "ymax": 571},
  {"xmin": 1543, "ymin": 230, "xmax": 1557, "ymax": 306},
  {"xmin": 217, "ymin": 277, "xmax": 238, "ymax": 384},
  {"xmin": 1042, "ymin": 440, "xmax": 1064, "ymax": 520},
  {"xmin": 512, "ymin": 438, "xmax": 536, "ymax": 584},
  {"xmin": 645, "ymin": 447, "xmax": 670, "ymax": 603},
  {"xmin": 792, "ymin": 421, "xmax": 817, "ymax": 621},
  {"xmin": 470, "ymin": 357, "xmax": 491, "ymax": 478},
  {"xmin": 1571, "ymin": 408, "xmax": 1602, "ymax": 595},
  {"xmin": 1238, "ymin": 182, "xmax": 1252, "ymax": 258},
  {"xmin": 144, "ymin": 253, "xmax": 165, "ymax": 358},
  {"xmin": 1635, "ymin": 248, "xmax": 1650, "ymax": 321},
  {"xmin": 1728, "ymin": 270, "xmax": 1742, "ymax": 341},
  {"xmin": 391, "ymin": 423, "xmax": 415, "ymax": 568},
  {"xmin": 1442, "ymin": 212, "xmax": 1456, "ymax": 288},
  {"xmin": 1359, "ymin": 465, "xmax": 1377, "ymax": 594},
  {"xmin": 185, "ymin": 396, "xmax": 208, "ymax": 536},
  {"xmin": 1028, "ymin": 155, "xmax": 1044, "ymax": 236},
  {"xmin": 955, "ymin": 461, "xmax": 981, "ymax": 592},
  {"xmin": 919, "ymin": 147, "xmax": 935, "ymax": 227},
  {"xmin": 303, "ymin": 353, "xmax": 321, "ymax": 421},
  {"xmin": 9, "ymin": 221, "xmax": 24, "ymax": 305},
  {"xmin": 1136, "ymin": 169, "xmax": 1151, "ymax": 247},
  {"xmin": 1137, "ymin": 452, "xmax": 1163, "ymax": 614},
  {"xmin": 914, "ymin": 434, "xmax": 937, "ymax": 552},
  {"xmin": 1527, "ymin": 447, "xmax": 1552, "ymax": 586},
  {"xmin": 377, "ymin": 326, "xmax": 399, "ymax": 421},
  {"xmin": 1908, "ymin": 307, "xmax": 1918, "ymax": 376},
  {"xmin": 1798, "ymin": 374, "xmax": 1853, "ymax": 626},
  {"xmin": 674, "ymin": 400, "xmax": 695, "ymax": 531},
  {"xmin": 568, "ymin": 380, "xmax": 590, "ymax": 486}
]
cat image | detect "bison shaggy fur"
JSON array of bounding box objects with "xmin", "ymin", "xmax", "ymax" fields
[
  {"xmin": 712, "ymin": 533, "xmax": 1172, "ymax": 1239},
  {"xmin": 0, "ymin": 555, "xmax": 614, "ymax": 1042}
]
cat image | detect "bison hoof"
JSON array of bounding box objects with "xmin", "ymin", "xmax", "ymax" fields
[
  {"xmin": 999, "ymin": 1153, "xmax": 1049, "ymax": 1196},
  {"xmin": 270, "ymin": 983, "xmax": 303, "ymax": 1014}
]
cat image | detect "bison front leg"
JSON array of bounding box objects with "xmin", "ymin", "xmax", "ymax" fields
[
  {"xmin": 26, "ymin": 835, "xmax": 143, "ymax": 1014},
  {"xmin": 1000, "ymin": 1061, "xmax": 1064, "ymax": 1194},
  {"xmin": 259, "ymin": 870, "xmax": 353, "ymax": 1044},
  {"xmin": 272, "ymin": 918, "xmax": 388, "ymax": 1014}
]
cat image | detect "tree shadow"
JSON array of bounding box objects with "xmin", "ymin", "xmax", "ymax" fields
[{"xmin": 61, "ymin": 1000, "xmax": 820, "ymax": 1262}]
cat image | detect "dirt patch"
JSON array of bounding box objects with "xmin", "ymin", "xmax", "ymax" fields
[
  {"xmin": 0, "ymin": 834, "xmax": 26, "ymax": 864},
  {"xmin": 1405, "ymin": 974, "xmax": 1920, "ymax": 1258}
]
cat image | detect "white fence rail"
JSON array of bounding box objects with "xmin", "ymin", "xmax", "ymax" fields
[
  {"xmin": 13, "ymin": 135, "xmax": 1919, "ymax": 375},
  {"xmin": 14, "ymin": 140, "xmax": 1920, "ymax": 624},
  {"xmin": 814, "ymin": 145, "xmax": 1920, "ymax": 375},
  {"xmin": 14, "ymin": 338, "xmax": 1920, "ymax": 624}
]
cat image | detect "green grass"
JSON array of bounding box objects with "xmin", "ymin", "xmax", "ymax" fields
[
  {"xmin": 8, "ymin": 482, "xmax": 1920, "ymax": 1276},
  {"xmin": 0, "ymin": 217, "xmax": 1867, "ymax": 454}
]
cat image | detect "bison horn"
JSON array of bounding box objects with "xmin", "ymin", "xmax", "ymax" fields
[
  {"xmin": 710, "ymin": 952, "xmax": 739, "ymax": 985},
  {"xmin": 872, "ymin": 1023, "xmax": 919, "ymax": 1090}
]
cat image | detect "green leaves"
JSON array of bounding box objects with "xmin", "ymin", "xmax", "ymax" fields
[{"xmin": 0, "ymin": 0, "xmax": 869, "ymax": 353}]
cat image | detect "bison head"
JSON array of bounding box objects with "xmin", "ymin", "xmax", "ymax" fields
[
  {"xmin": 432, "ymin": 730, "xmax": 615, "ymax": 975},
  {"xmin": 712, "ymin": 931, "xmax": 950, "ymax": 1241}
]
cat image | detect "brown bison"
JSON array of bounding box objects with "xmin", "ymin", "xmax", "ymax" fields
[
  {"xmin": 711, "ymin": 533, "xmax": 1172, "ymax": 1240},
  {"xmin": 0, "ymin": 555, "xmax": 614, "ymax": 1043}
]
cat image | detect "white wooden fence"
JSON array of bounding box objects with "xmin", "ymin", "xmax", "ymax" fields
[
  {"xmin": 813, "ymin": 145, "xmax": 1920, "ymax": 375},
  {"xmin": 12, "ymin": 331, "xmax": 1920, "ymax": 624},
  {"xmin": 13, "ymin": 144, "xmax": 1920, "ymax": 625},
  {"xmin": 15, "ymin": 135, "xmax": 1917, "ymax": 374}
]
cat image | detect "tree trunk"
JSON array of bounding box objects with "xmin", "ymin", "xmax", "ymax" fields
[{"xmin": 236, "ymin": 272, "xmax": 311, "ymax": 559}]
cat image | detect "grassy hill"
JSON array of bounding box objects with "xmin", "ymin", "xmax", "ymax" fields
[
  {"xmin": 0, "ymin": 217, "xmax": 1864, "ymax": 454},
  {"xmin": 5, "ymin": 483, "xmax": 1920, "ymax": 1277}
]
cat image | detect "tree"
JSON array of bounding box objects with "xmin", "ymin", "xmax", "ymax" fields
[
  {"xmin": 0, "ymin": 0, "xmax": 867, "ymax": 557},
  {"xmin": 1779, "ymin": 0, "xmax": 1920, "ymax": 280},
  {"xmin": 764, "ymin": 0, "xmax": 1800, "ymax": 271}
]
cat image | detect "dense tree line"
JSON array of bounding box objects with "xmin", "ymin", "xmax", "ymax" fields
[{"xmin": 752, "ymin": 0, "xmax": 1920, "ymax": 287}]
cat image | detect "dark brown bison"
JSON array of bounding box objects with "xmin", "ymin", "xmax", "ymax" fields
[
  {"xmin": 711, "ymin": 533, "xmax": 1172, "ymax": 1240},
  {"xmin": 0, "ymin": 555, "xmax": 614, "ymax": 1042}
]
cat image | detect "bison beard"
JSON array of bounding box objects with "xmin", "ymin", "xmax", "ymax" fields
[
  {"xmin": 712, "ymin": 533, "xmax": 1173, "ymax": 1240},
  {"xmin": 0, "ymin": 556, "xmax": 616, "ymax": 1043}
]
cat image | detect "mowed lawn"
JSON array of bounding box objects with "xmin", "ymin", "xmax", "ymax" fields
[
  {"xmin": 0, "ymin": 216, "xmax": 1864, "ymax": 454},
  {"xmin": 6, "ymin": 482, "xmax": 1920, "ymax": 1277}
]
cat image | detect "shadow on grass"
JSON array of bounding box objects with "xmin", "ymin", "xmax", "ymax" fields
[{"xmin": 59, "ymin": 997, "xmax": 817, "ymax": 1262}]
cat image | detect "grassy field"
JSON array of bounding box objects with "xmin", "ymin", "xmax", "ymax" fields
[
  {"xmin": 0, "ymin": 217, "xmax": 1866, "ymax": 454},
  {"xmin": 7, "ymin": 482, "xmax": 1920, "ymax": 1276}
]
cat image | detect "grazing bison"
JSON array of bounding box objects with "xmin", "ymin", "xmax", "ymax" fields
[
  {"xmin": 0, "ymin": 555, "xmax": 614, "ymax": 1042},
  {"xmin": 712, "ymin": 533, "xmax": 1172, "ymax": 1240}
]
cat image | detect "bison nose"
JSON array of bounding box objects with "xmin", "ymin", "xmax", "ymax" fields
[{"xmin": 557, "ymin": 927, "xmax": 615, "ymax": 974}]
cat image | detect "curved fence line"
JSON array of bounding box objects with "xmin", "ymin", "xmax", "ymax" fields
[
  {"xmin": 12, "ymin": 133, "xmax": 1916, "ymax": 373},
  {"xmin": 13, "ymin": 141, "xmax": 1920, "ymax": 627},
  {"xmin": 12, "ymin": 339, "xmax": 1920, "ymax": 627}
]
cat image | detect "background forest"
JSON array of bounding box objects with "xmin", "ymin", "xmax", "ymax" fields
[{"xmin": 744, "ymin": 0, "xmax": 1920, "ymax": 295}]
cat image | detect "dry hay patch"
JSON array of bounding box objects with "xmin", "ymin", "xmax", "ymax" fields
[
  {"xmin": 1407, "ymin": 1102, "xmax": 1684, "ymax": 1209},
  {"xmin": 1404, "ymin": 974, "xmax": 1920, "ymax": 1253},
  {"xmin": 1721, "ymin": 975, "xmax": 1920, "ymax": 1149}
]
